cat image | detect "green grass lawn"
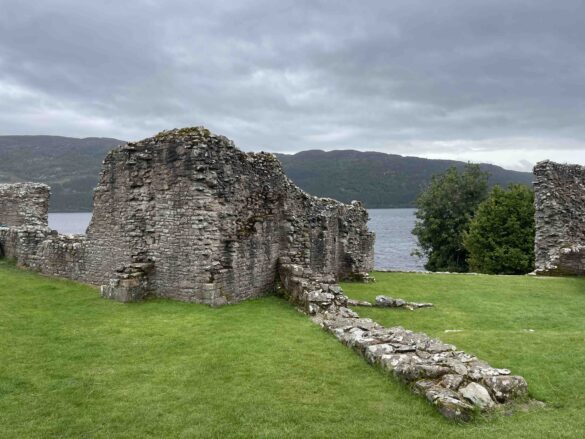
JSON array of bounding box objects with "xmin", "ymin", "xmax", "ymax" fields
[{"xmin": 1, "ymin": 261, "xmax": 584, "ymax": 438}]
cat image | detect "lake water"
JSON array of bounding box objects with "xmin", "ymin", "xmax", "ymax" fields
[
  {"xmin": 368, "ymin": 209, "xmax": 425, "ymax": 271},
  {"xmin": 48, "ymin": 208, "xmax": 425, "ymax": 271}
]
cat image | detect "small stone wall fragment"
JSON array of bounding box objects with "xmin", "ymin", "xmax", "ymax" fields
[
  {"xmin": 347, "ymin": 296, "xmax": 433, "ymax": 310},
  {"xmin": 0, "ymin": 183, "xmax": 49, "ymax": 228},
  {"xmin": 374, "ymin": 295, "xmax": 433, "ymax": 309},
  {"xmin": 534, "ymin": 160, "xmax": 585, "ymax": 275}
]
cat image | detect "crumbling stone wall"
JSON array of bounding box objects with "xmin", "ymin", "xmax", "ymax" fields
[
  {"xmin": 0, "ymin": 183, "xmax": 49, "ymax": 227},
  {"xmin": 534, "ymin": 160, "xmax": 585, "ymax": 275},
  {"xmin": 0, "ymin": 127, "xmax": 374, "ymax": 304},
  {"xmin": 0, "ymin": 183, "xmax": 51, "ymax": 260}
]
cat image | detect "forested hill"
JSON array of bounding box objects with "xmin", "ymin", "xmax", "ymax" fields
[
  {"xmin": 276, "ymin": 150, "xmax": 533, "ymax": 208},
  {"xmin": 0, "ymin": 135, "xmax": 123, "ymax": 211},
  {"xmin": 0, "ymin": 135, "xmax": 533, "ymax": 211}
]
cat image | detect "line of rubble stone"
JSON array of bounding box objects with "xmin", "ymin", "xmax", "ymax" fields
[
  {"xmin": 348, "ymin": 295, "xmax": 433, "ymax": 310},
  {"xmin": 278, "ymin": 262, "xmax": 530, "ymax": 421}
]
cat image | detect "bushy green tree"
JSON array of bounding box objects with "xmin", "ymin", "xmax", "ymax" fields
[
  {"xmin": 464, "ymin": 184, "xmax": 535, "ymax": 274},
  {"xmin": 412, "ymin": 164, "xmax": 489, "ymax": 272}
]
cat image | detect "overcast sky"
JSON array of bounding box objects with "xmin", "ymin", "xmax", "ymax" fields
[{"xmin": 1, "ymin": 0, "xmax": 584, "ymax": 171}]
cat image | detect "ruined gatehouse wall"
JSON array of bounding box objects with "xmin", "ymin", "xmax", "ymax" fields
[
  {"xmin": 0, "ymin": 127, "xmax": 374, "ymax": 304},
  {"xmin": 533, "ymin": 160, "xmax": 585, "ymax": 275}
]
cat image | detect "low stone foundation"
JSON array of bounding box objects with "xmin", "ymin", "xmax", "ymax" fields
[{"xmin": 278, "ymin": 262, "xmax": 531, "ymax": 421}]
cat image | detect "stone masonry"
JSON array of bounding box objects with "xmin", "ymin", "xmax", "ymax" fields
[
  {"xmin": 0, "ymin": 183, "xmax": 49, "ymax": 228},
  {"xmin": 534, "ymin": 160, "xmax": 585, "ymax": 275},
  {"xmin": 0, "ymin": 127, "xmax": 374, "ymax": 304}
]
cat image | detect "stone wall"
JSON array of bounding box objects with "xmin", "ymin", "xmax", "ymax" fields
[
  {"xmin": 534, "ymin": 160, "xmax": 585, "ymax": 275},
  {"xmin": 0, "ymin": 183, "xmax": 49, "ymax": 228},
  {"xmin": 0, "ymin": 127, "xmax": 374, "ymax": 304}
]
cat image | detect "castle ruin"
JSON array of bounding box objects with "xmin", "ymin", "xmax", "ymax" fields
[
  {"xmin": 0, "ymin": 127, "xmax": 533, "ymax": 420},
  {"xmin": 0, "ymin": 127, "xmax": 374, "ymax": 304}
]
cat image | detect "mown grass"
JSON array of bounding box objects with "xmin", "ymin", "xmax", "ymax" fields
[
  {"xmin": 1, "ymin": 260, "xmax": 584, "ymax": 438},
  {"xmin": 343, "ymin": 272, "xmax": 585, "ymax": 438}
]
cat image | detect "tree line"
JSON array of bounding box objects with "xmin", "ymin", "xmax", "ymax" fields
[{"xmin": 412, "ymin": 164, "xmax": 535, "ymax": 274}]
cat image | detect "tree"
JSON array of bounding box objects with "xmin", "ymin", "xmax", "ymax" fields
[
  {"xmin": 463, "ymin": 184, "xmax": 535, "ymax": 274},
  {"xmin": 412, "ymin": 164, "xmax": 489, "ymax": 272}
]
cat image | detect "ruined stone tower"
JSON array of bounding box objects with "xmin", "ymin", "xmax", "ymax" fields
[{"xmin": 0, "ymin": 127, "xmax": 374, "ymax": 304}]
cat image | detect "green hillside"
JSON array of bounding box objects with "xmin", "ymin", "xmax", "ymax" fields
[
  {"xmin": 277, "ymin": 150, "xmax": 533, "ymax": 208},
  {"xmin": 0, "ymin": 136, "xmax": 533, "ymax": 211},
  {"xmin": 0, "ymin": 135, "xmax": 122, "ymax": 211}
]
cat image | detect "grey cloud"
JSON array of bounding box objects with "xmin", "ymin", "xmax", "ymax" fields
[{"xmin": 0, "ymin": 0, "xmax": 584, "ymax": 168}]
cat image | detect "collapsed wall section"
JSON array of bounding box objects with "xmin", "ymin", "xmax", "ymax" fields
[{"xmin": 533, "ymin": 160, "xmax": 585, "ymax": 275}]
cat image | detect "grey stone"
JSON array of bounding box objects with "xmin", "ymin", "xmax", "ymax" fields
[
  {"xmin": 374, "ymin": 294, "xmax": 433, "ymax": 310},
  {"xmin": 0, "ymin": 183, "xmax": 49, "ymax": 228},
  {"xmin": 440, "ymin": 374, "xmax": 465, "ymax": 390},
  {"xmin": 425, "ymin": 386, "xmax": 474, "ymax": 422},
  {"xmin": 483, "ymin": 375, "xmax": 528, "ymax": 403},
  {"xmin": 395, "ymin": 362, "xmax": 451, "ymax": 381},
  {"xmin": 347, "ymin": 298, "xmax": 372, "ymax": 307},
  {"xmin": 412, "ymin": 379, "xmax": 435, "ymax": 395},
  {"xmin": 380, "ymin": 353, "xmax": 418, "ymax": 371},
  {"xmin": 364, "ymin": 343, "xmax": 394, "ymax": 364},
  {"xmin": 375, "ymin": 295, "xmax": 396, "ymax": 307},
  {"xmin": 459, "ymin": 382, "xmax": 495, "ymax": 410}
]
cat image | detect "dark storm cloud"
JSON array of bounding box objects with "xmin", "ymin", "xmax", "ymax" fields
[{"xmin": 1, "ymin": 0, "xmax": 584, "ymax": 168}]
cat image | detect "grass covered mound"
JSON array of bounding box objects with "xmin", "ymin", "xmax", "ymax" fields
[{"xmin": 1, "ymin": 261, "xmax": 584, "ymax": 438}]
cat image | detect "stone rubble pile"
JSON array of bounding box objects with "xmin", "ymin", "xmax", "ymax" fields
[
  {"xmin": 279, "ymin": 263, "xmax": 530, "ymax": 421},
  {"xmin": 375, "ymin": 295, "xmax": 433, "ymax": 310},
  {"xmin": 347, "ymin": 295, "xmax": 433, "ymax": 310}
]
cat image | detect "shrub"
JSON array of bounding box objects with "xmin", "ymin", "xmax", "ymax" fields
[
  {"xmin": 412, "ymin": 164, "xmax": 488, "ymax": 272},
  {"xmin": 464, "ymin": 184, "xmax": 535, "ymax": 274}
]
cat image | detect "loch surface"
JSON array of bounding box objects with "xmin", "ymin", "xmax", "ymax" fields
[{"xmin": 48, "ymin": 209, "xmax": 425, "ymax": 271}]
